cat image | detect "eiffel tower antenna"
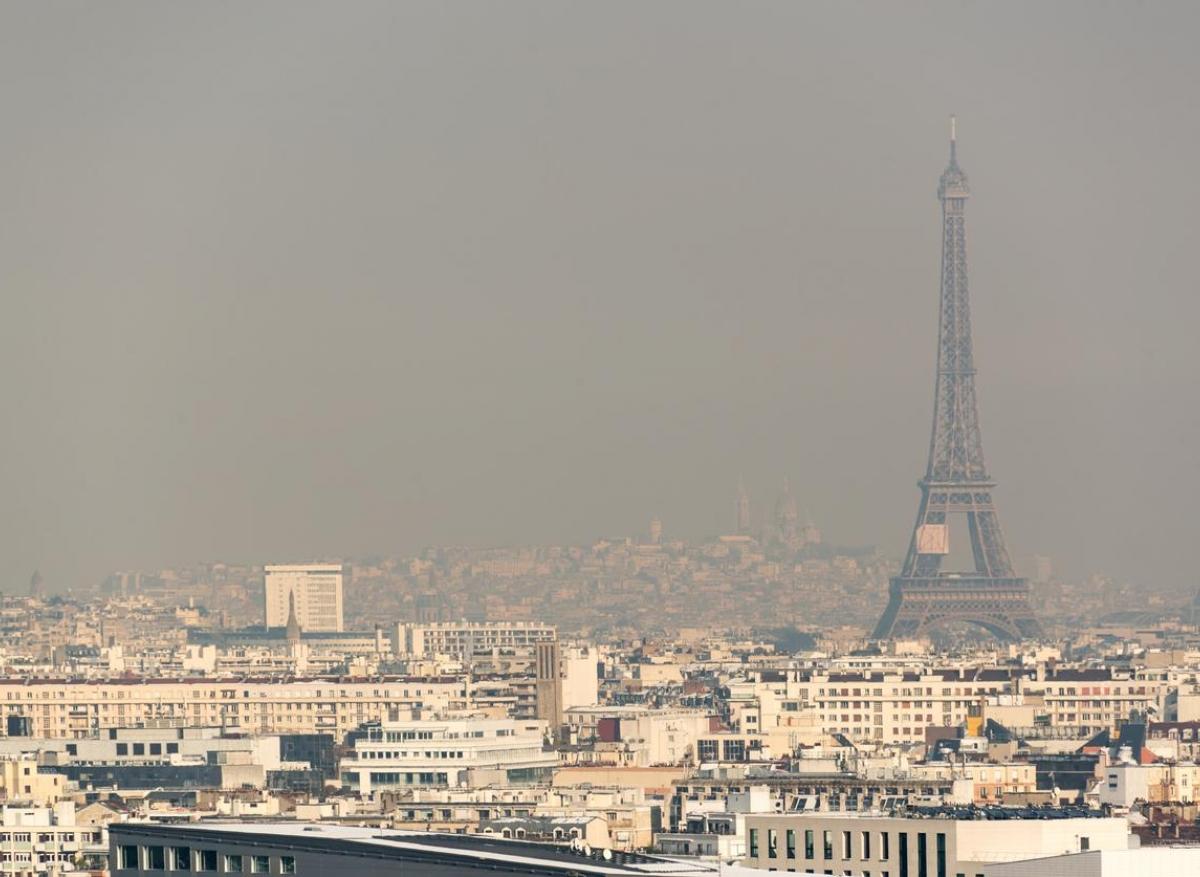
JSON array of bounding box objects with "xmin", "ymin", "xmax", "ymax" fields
[{"xmin": 873, "ymin": 120, "xmax": 1040, "ymax": 642}]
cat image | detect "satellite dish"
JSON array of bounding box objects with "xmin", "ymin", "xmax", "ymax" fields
[
  {"xmin": 602, "ymin": 849, "xmax": 613, "ymax": 861},
  {"xmin": 582, "ymin": 844, "xmax": 591, "ymax": 856}
]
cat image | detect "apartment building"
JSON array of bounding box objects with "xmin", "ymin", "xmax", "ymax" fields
[
  {"xmin": 384, "ymin": 786, "xmax": 657, "ymax": 851},
  {"xmin": 1022, "ymin": 670, "xmax": 1167, "ymax": 737},
  {"xmin": 565, "ymin": 707, "xmax": 714, "ymax": 767},
  {"xmin": 339, "ymin": 716, "xmax": 556, "ymax": 794},
  {"xmin": 729, "ymin": 669, "xmax": 1014, "ymax": 745},
  {"xmin": 0, "ymin": 677, "xmax": 468, "ymax": 740},
  {"xmin": 1097, "ymin": 761, "xmax": 1200, "ymax": 807},
  {"xmin": 909, "ymin": 762, "xmax": 1037, "ymax": 805},
  {"xmin": 0, "ymin": 803, "xmax": 109, "ymax": 875},
  {"xmin": 656, "ymin": 810, "xmax": 749, "ymax": 861},
  {"xmin": 1147, "ymin": 720, "xmax": 1200, "ymax": 761},
  {"xmin": 730, "ymin": 667, "xmax": 1168, "ymax": 746},
  {"xmin": 741, "ymin": 809, "xmax": 1130, "ymax": 876},
  {"xmin": 263, "ymin": 564, "xmax": 345, "ymax": 632},
  {"xmin": 0, "ymin": 758, "xmax": 65, "ymax": 806},
  {"xmin": 392, "ymin": 621, "xmax": 557, "ymax": 658}
]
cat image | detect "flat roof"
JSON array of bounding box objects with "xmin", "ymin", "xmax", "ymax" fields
[
  {"xmin": 745, "ymin": 805, "xmax": 1116, "ymax": 822},
  {"xmin": 111, "ymin": 822, "xmax": 719, "ymax": 875}
]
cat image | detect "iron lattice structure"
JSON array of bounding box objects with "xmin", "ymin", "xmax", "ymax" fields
[{"xmin": 873, "ymin": 123, "xmax": 1040, "ymax": 642}]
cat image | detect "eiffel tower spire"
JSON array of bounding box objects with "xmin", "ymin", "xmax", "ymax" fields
[{"xmin": 874, "ymin": 121, "xmax": 1039, "ymax": 642}]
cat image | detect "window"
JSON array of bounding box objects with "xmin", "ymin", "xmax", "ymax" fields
[
  {"xmin": 882, "ymin": 833, "xmax": 890, "ymax": 861},
  {"xmin": 119, "ymin": 845, "xmax": 139, "ymax": 869},
  {"xmin": 133, "ymin": 743, "xmax": 145, "ymax": 756},
  {"xmin": 899, "ymin": 833, "xmax": 908, "ymax": 877},
  {"xmin": 279, "ymin": 857, "xmax": 295, "ymax": 875},
  {"xmin": 936, "ymin": 833, "xmax": 946, "ymax": 877},
  {"xmin": 750, "ymin": 829, "xmax": 759, "ymax": 858},
  {"xmin": 823, "ymin": 830, "xmax": 833, "ymax": 860},
  {"xmin": 787, "ymin": 830, "xmax": 796, "ymax": 859},
  {"xmin": 198, "ymin": 851, "xmax": 217, "ymax": 872},
  {"xmin": 1080, "ymin": 837, "xmax": 1090, "ymax": 851},
  {"xmin": 151, "ymin": 743, "xmax": 163, "ymax": 755},
  {"xmin": 917, "ymin": 833, "xmax": 927, "ymax": 877},
  {"xmin": 843, "ymin": 831, "xmax": 852, "ymax": 858},
  {"xmin": 251, "ymin": 856, "xmax": 270, "ymax": 873},
  {"xmin": 116, "ymin": 743, "xmax": 129, "ymax": 756},
  {"xmin": 147, "ymin": 847, "xmax": 166, "ymax": 871},
  {"xmin": 863, "ymin": 832, "xmax": 871, "ymax": 860},
  {"xmin": 171, "ymin": 847, "xmax": 192, "ymax": 870},
  {"xmin": 167, "ymin": 743, "xmax": 180, "ymax": 754},
  {"xmin": 805, "ymin": 829, "xmax": 815, "ymax": 859},
  {"xmin": 768, "ymin": 829, "xmax": 778, "ymax": 859},
  {"xmin": 224, "ymin": 854, "xmax": 243, "ymax": 873}
]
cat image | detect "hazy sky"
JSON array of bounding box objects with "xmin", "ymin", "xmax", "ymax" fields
[{"xmin": 2, "ymin": 2, "xmax": 1197, "ymax": 593}]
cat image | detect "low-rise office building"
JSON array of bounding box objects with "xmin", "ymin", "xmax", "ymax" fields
[
  {"xmin": 3, "ymin": 726, "xmax": 288, "ymax": 792},
  {"xmin": 670, "ymin": 771, "xmax": 973, "ymax": 831},
  {"xmin": 339, "ymin": 716, "xmax": 556, "ymax": 795},
  {"xmin": 740, "ymin": 808, "xmax": 1130, "ymax": 876}
]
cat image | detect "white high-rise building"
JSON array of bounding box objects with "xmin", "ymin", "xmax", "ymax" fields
[{"xmin": 264, "ymin": 563, "xmax": 345, "ymax": 632}]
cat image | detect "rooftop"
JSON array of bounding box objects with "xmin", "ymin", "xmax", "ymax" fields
[
  {"xmin": 111, "ymin": 821, "xmax": 724, "ymax": 875},
  {"xmin": 750, "ymin": 805, "xmax": 1112, "ymax": 822}
]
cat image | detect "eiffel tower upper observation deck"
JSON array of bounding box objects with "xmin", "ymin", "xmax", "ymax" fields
[{"xmin": 873, "ymin": 119, "xmax": 1040, "ymax": 641}]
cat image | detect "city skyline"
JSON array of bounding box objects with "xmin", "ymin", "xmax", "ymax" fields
[
  {"xmin": 1, "ymin": 5, "xmax": 1199, "ymax": 870},
  {"xmin": 2, "ymin": 3, "xmax": 1197, "ymax": 595}
]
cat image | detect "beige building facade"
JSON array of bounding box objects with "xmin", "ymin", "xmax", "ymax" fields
[{"xmin": 0, "ymin": 677, "xmax": 468, "ymax": 739}]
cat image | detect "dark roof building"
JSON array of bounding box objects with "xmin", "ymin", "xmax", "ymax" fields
[{"xmin": 111, "ymin": 822, "xmax": 725, "ymax": 876}]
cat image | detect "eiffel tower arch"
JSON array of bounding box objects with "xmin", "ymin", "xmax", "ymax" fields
[{"xmin": 873, "ymin": 120, "xmax": 1040, "ymax": 642}]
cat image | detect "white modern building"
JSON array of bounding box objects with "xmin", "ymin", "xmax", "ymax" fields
[
  {"xmin": 264, "ymin": 564, "xmax": 345, "ymax": 632},
  {"xmin": 740, "ymin": 809, "xmax": 1131, "ymax": 876},
  {"xmin": 392, "ymin": 621, "xmax": 557, "ymax": 658},
  {"xmin": 339, "ymin": 716, "xmax": 557, "ymax": 794}
]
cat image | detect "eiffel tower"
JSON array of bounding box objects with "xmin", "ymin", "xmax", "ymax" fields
[{"xmin": 873, "ymin": 120, "xmax": 1040, "ymax": 642}]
